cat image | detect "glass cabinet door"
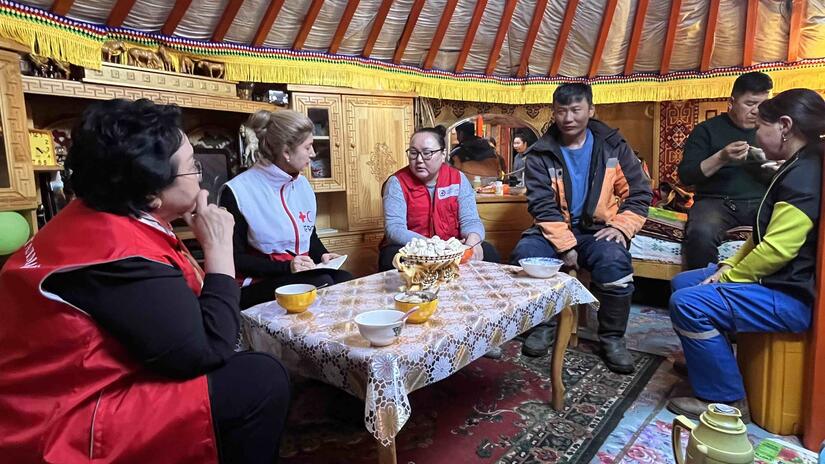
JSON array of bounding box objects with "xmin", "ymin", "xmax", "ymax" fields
[{"xmin": 292, "ymin": 93, "xmax": 345, "ymax": 191}]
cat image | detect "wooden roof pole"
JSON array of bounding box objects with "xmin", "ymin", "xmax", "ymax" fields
[
  {"xmin": 212, "ymin": 0, "xmax": 244, "ymax": 42},
  {"xmin": 516, "ymin": 0, "xmax": 548, "ymax": 77},
  {"xmin": 699, "ymin": 0, "xmax": 721, "ymax": 71},
  {"xmin": 548, "ymin": 0, "xmax": 579, "ymax": 76},
  {"xmin": 485, "ymin": 0, "xmax": 519, "ymax": 75},
  {"xmin": 454, "ymin": 0, "xmax": 488, "ymax": 73},
  {"xmin": 393, "ymin": 0, "xmax": 426, "ymax": 64},
  {"xmin": 328, "ymin": 0, "xmax": 360, "ymax": 54},
  {"xmin": 161, "ymin": 0, "xmax": 193, "ymax": 36},
  {"xmin": 623, "ymin": 0, "xmax": 650, "ymax": 75},
  {"xmin": 659, "ymin": 0, "xmax": 683, "ymax": 75},
  {"xmin": 50, "ymin": 0, "xmax": 75, "ymax": 16},
  {"xmin": 787, "ymin": 0, "xmax": 805, "ymax": 62},
  {"xmin": 742, "ymin": 0, "xmax": 758, "ymax": 67},
  {"xmin": 588, "ymin": 0, "xmax": 619, "ymax": 77},
  {"xmin": 362, "ymin": 0, "xmax": 394, "ymax": 58},
  {"xmin": 293, "ymin": 0, "xmax": 325, "ymax": 50},
  {"xmin": 422, "ymin": 0, "xmax": 459, "ymax": 69},
  {"xmin": 107, "ymin": 0, "xmax": 137, "ymax": 27}
]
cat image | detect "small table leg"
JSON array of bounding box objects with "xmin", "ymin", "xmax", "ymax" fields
[
  {"xmin": 377, "ymin": 437, "xmax": 397, "ymax": 464},
  {"xmin": 552, "ymin": 306, "xmax": 575, "ymax": 411}
]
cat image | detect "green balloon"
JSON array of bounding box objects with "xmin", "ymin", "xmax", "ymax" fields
[{"xmin": 0, "ymin": 211, "xmax": 31, "ymax": 255}]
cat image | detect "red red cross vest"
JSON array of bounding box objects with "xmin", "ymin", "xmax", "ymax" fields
[
  {"xmin": 394, "ymin": 164, "xmax": 462, "ymax": 239},
  {"xmin": 0, "ymin": 200, "xmax": 217, "ymax": 464}
]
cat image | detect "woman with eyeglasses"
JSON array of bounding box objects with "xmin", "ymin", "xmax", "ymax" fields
[
  {"xmin": 0, "ymin": 99, "xmax": 289, "ymax": 463},
  {"xmin": 219, "ymin": 110, "xmax": 352, "ymax": 309},
  {"xmin": 378, "ymin": 126, "xmax": 501, "ymax": 271}
]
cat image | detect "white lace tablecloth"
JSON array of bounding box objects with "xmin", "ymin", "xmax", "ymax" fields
[{"xmin": 241, "ymin": 261, "xmax": 595, "ymax": 445}]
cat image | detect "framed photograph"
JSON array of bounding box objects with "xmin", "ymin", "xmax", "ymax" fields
[{"xmin": 194, "ymin": 148, "xmax": 232, "ymax": 205}]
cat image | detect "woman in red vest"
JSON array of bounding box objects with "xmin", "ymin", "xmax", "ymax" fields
[
  {"xmin": 379, "ymin": 126, "xmax": 500, "ymax": 271},
  {"xmin": 0, "ymin": 99, "xmax": 289, "ymax": 463}
]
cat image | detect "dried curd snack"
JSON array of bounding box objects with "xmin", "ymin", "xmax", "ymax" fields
[{"xmin": 400, "ymin": 236, "xmax": 464, "ymax": 257}]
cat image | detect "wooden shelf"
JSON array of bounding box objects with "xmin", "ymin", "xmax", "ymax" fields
[
  {"xmin": 22, "ymin": 76, "xmax": 276, "ymax": 114},
  {"xmin": 33, "ymin": 165, "xmax": 63, "ymax": 172}
]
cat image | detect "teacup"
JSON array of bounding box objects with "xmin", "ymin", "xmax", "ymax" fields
[
  {"xmin": 394, "ymin": 291, "xmax": 438, "ymax": 324},
  {"xmin": 354, "ymin": 309, "xmax": 405, "ymax": 346},
  {"xmin": 275, "ymin": 284, "xmax": 317, "ymax": 313}
]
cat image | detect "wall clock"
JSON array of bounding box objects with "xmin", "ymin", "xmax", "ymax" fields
[{"xmin": 28, "ymin": 129, "xmax": 56, "ymax": 167}]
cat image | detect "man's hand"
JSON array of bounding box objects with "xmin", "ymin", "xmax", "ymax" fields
[
  {"xmin": 560, "ymin": 249, "xmax": 579, "ymax": 270},
  {"xmin": 718, "ymin": 141, "xmax": 749, "ymax": 163},
  {"xmin": 701, "ymin": 264, "xmax": 732, "ymax": 285},
  {"xmin": 593, "ymin": 227, "xmax": 627, "ymax": 247}
]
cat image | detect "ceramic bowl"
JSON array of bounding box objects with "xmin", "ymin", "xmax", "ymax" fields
[
  {"xmin": 394, "ymin": 291, "xmax": 438, "ymax": 324},
  {"xmin": 275, "ymin": 284, "xmax": 317, "ymax": 313},
  {"xmin": 519, "ymin": 257, "xmax": 564, "ymax": 278},
  {"xmin": 354, "ymin": 309, "xmax": 405, "ymax": 346}
]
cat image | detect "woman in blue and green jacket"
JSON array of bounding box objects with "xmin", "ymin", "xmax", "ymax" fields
[{"xmin": 667, "ymin": 88, "xmax": 824, "ymax": 421}]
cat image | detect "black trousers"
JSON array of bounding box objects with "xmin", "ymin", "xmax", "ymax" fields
[
  {"xmin": 683, "ymin": 197, "xmax": 759, "ymax": 270},
  {"xmin": 240, "ymin": 269, "xmax": 353, "ymax": 309},
  {"xmin": 377, "ymin": 241, "xmax": 502, "ymax": 272},
  {"xmin": 208, "ymin": 352, "xmax": 291, "ymax": 464}
]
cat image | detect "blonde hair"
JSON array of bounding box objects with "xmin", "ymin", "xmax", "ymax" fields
[{"xmin": 245, "ymin": 110, "xmax": 313, "ymax": 164}]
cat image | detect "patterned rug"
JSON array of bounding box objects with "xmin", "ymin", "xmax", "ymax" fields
[{"xmin": 280, "ymin": 339, "xmax": 662, "ymax": 463}]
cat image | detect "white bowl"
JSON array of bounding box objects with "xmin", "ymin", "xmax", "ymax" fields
[
  {"xmin": 354, "ymin": 309, "xmax": 405, "ymax": 347},
  {"xmin": 519, "ymin": 257, "xmax": 564, "ymax": 278}
]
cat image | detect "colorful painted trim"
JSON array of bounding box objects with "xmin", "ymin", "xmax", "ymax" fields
[{"xmin": 2, "ymin": 0, "xmax": 825, "ymax": 104}]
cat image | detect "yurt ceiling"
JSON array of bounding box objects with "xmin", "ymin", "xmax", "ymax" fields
[{"xmin": 17, "ymin": 0, "xmax": 825, "ymax": 78}]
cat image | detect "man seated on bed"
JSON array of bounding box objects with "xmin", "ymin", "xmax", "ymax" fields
[
  {"xmin": 677, "ymin": 72, "xmax": 773, "ymax": 269},
  {"xmin": 510, "ymin": 83, "xmax": 653, "ymax": 374}
]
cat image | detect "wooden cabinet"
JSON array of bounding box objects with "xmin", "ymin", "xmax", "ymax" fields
[
  {"xmin": 292, "ymin": 93, "xmax": 346, "ymax": 191},
  {"xmin": 342, "ymin": 95, "xmax": 413, "ymax": 231},
  {"xmin": 0, "ymin": 39, "xmax": 36, "ymax": 212}
]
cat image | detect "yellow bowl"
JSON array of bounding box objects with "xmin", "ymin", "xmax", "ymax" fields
[
  {"xmin": 275, "ymin": 284, "xmax": 317, "ymax": 313},
  {"xmin": 394, "ymin": 291, "xmax": 438, "ymax": 324}
]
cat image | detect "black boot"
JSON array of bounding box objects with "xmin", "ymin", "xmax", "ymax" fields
[
  {"xmin": 521, "ymin": 319, "xmax": 558, "ymax": 357},
  {"xmin": 594, "ymin": 291, "xmax": 635, "ymax": 375}
]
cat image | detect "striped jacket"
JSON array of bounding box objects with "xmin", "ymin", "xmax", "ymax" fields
[{"xmin": 522, "ymin": 119, "xmax": 653, "ymax": 252}]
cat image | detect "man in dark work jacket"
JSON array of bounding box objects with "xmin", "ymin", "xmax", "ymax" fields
[{"xmin": 678, "ymin": 72, "xmax": 773, "ymax": 269}]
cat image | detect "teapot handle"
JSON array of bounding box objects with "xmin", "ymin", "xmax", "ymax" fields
[
  {"xmin": 392, "ymin": 253, "xmax": 405, "ymax": 271},
  {"xmin": 672, "ymin": 415, "xmax": 695, "ymax": 464}
]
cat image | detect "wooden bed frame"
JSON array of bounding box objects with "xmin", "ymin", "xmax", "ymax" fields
[{"xmin": 632, "ymin": 259, "xmax": 682, "ymax": 280}]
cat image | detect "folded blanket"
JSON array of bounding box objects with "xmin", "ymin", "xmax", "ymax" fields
[{"xmin": 639, "ymin": 207, "xmax": 751, "ymax": 243}]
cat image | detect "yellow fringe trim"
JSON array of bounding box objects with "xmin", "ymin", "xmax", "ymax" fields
[
  {"xmin": 0, "ymin": 14, "xmax": 102, "ymax": 69},
  {"xmin": 1, "ymin": 19, "xmax": 824, "ymax": 104}
]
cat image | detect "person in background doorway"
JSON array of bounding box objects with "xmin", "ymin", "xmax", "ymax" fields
[
  {"xmin": 678, "ymin": 72, "xmax": 773, "ymax": 269},
  {"xmin": 668, "ymin": 89, "xmax": 824, "ymax": 420},
  {"xmin": 220, "ymin": 110, "xmax": 352, "ymax": 309},
  {"xmin": 449, "ymin": 121, "xmax": 501, "ymax": 178},
  {"xmin": 512, "ymin": 131, "xmax": 535, "ymax": 185}
]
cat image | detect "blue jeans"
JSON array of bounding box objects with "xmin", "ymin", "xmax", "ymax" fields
[
  {"xmin": 669, "ymin": 266, "xmax": 811, "ymax": 402},
  {"xmin": 510, "ymin": 232, "xmax": 634, "ymax": 297}
]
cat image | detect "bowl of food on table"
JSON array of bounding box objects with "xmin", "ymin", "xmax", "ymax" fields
[
  {"xmin": 394, "ymin": 291, "xmax": 438, "ymax": 323},
  {"xmin": 518, "ymin": 257, "xmax": 564, "ymax": 278},
  {"xmin": 393, "ymin": 236, "xmax": 466, "ymax": 291},
  {"xmin": 354, "ymin": 309, "xmax": 406, "ymax": 346},
  {"xmin": 275, "ymin": 283, "xmax": 317, "ymax": 313}
]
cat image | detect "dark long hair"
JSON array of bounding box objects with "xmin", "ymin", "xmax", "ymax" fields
[{"xmin": 758, "ymin": 88, "xmax": 825, "ymax": 148}]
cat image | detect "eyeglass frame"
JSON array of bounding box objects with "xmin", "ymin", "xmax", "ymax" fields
[
  {"xmin": 405, "ymin": 147, "xmax": 445, "ymax": 161},
  {"xmin": 174, "ymin": 159, "xmax": 203, "ymax": 183}
]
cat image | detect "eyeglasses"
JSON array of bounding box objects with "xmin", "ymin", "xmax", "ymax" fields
[
  {"xmin": 405, "ymin": 148, "xmax": 444, "ymax": 161},
  {"xmin": 175, "ymin": 159, "xmax": 203, "ymax": 182}
]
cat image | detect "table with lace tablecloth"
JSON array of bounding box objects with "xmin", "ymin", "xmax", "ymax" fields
[{"xmin": 242, "ymin": 261, "xmax": 595, "ymax": 463}]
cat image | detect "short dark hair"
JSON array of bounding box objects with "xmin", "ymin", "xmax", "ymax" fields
[
  {"xmin": 731, "ymin": 72, "xmax": 773, "ymax": 98},
  {"xmin": 758, "ymin": 88, "xmax": 825, "ymax": 145},
  {"xmin": 412, "ymin": 125, "xmax": 447, "ymax": 150},
  {"xmin": 456, "ymin": 121, "xmax": 476, "ymax": 138},
  {"xmin": 66, "ymin": 99, "xmax": 184, "ymax": 216},
  {"xmin": 553, "ymin": 83, "xmax": 593, "ymax": 106}
]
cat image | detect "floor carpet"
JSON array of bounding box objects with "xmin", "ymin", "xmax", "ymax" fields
[{"xmin": 280, "ymin": 339, "xmax": 662, "ymax": 463}]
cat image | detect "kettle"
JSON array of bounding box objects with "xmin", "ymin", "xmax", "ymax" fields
[{"xmin": 672, "ymin": 403, "xmax": 754, "ymax": 464}]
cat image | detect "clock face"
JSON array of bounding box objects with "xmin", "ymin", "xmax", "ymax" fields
[{"xmin": 28, "ymin": 130, "xmax": 56, "ymax": 166}]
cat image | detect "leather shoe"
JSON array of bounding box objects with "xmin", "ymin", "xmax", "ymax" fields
[
  {"xmin": 483, "ymin": 346, "xmax": 503, "ymax": 359},
  {"xmin": 522, "ymin": 323, "xmax": 556, "ymax": 357},
  {"xmin": 667, "ymin": 396, "xmax": 751, "ymax": 423},
  {"xmin": 600, "ymin": 338, "xmax": 635, "ymax": 374}
]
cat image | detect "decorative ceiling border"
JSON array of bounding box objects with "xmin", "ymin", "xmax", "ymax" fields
[{"xmin": 2, "ymin": 0, "xmax": 825, "ymax": 105}]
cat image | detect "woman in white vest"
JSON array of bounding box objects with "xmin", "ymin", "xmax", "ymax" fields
[{"xmin": 220, "ymin": 110, "xmax": 352, "ymax": 308}]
